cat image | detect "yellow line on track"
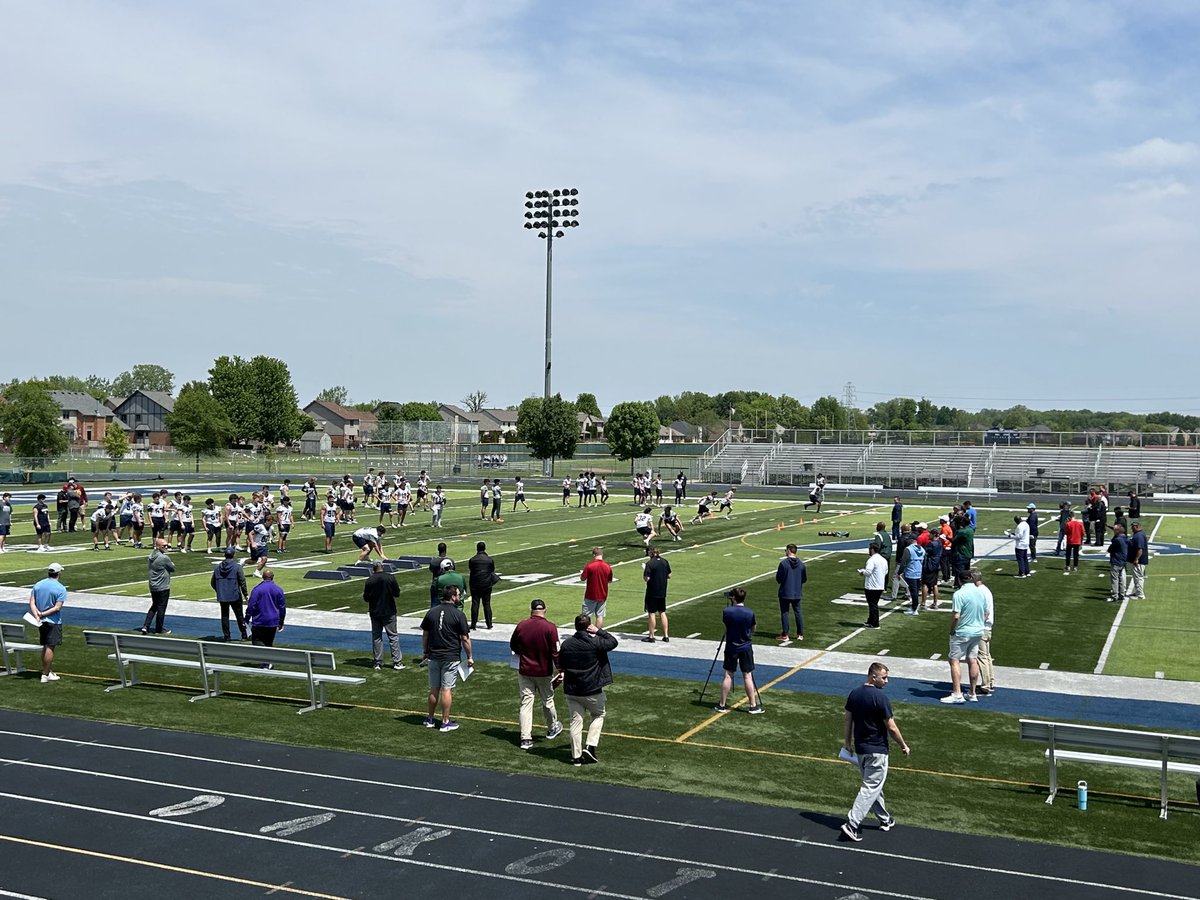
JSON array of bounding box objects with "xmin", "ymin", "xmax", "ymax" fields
[
  {"xmin": 673, "ymin": 652, "xmax": 828, "ymax": 743},
  {"xmin": 0, "ymin": 833, "xmax": 350, "ymax": 899}
]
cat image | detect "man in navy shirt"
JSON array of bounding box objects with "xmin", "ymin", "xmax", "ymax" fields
[
  {"xmin": 890, "ymin": 498, "xmax": 903, "ymax": 541},
  {"xmin": 841, "ymin": 662, "xmax": 910, "ymax": 842},
  {"xmin": 1107, "ymin": 524, "xmax": 1129, "ymax": 602},
  {"xmin": 1026, "ymin": 503, "xmax": 1040, "ymax": 562},
  {"xmin": 714, "ymin": 588, "xmax": 762, "ymax": 714},
  {"xmin": 1128, "ymin": 521, "xmax": 1148, "ymax": 599}
]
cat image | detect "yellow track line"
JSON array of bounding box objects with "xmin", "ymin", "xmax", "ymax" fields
[
  {"xmin": 0, "ymin": 834, "xmax": 350, "ymax": 899},
  {"xmin": 673, "ymin": 651, "xmax": 828, "ymax": 743}
]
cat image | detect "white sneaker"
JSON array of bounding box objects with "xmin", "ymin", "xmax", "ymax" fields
[
  {"xmin": 40, "ymin": 672, "xmax": 60, "ymax": 683},
  {"xmin": 939, "ymin": 694, "xmax": 966, "ymax": 704}
]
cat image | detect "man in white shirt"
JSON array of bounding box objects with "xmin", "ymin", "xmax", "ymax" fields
[
  {"xmin": 858, "ymin": 543, "xmax": 889, "ymax": 629},
  {"xmin": 1005, "ymin": 515, "xmax": 1031, "ymax": 578}
]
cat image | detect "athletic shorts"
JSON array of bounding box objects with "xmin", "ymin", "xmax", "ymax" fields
[
  {"xmin": 337, "ymin": 500, "xmax": 353, "ymax": 511},
  {"xmin": 644, "ymin": 595, "xmax": 667, "ymax": 614},
  {"xmin": 0, "ymin": 525, "xmax": 9, "ymax": 536},
  {"xmin": 581, "ymin": 599, "xmax": 607, "ymax": 622},
  {"xmin": 563, "ymin": 489, "xmax": 570, "ymax": 497},
  {"xmin": 921, "ymin": 569, "xmax": 938, "ymax": 588},
  {"xmin": 723, "ymin": 646, "xmax": 754, "ymax": 673},
  {"xmin": 323, "ymin": 522, "xmax": 336, "ymax": 538},
  {"xmin": 380, "ymin": 503, "xmax": 392, "ymax": 513},
  {"xmin": 39, "ymin": 622, "xmax": 63, "ymax": 648},
  {"xmin": 353, "ymin": 535, "xmax": 373, "ymax": 550},
  {"xmin": 250, "ymin": 546, "xmax": 268, "ymax": 562},
  {"xmin": 169, "ymin": 521, "xmax": 182, "ymax": 532},
  {"xmin": 482, "ymin": 498, "xmax": 490, "ymax": 508},
  {"xmin": 364, "ymin": 486, "xmax": 374, "ymax": 496},
  {"xmin": 151, "ymin": 518, "xmax": 165, "ymax": 532},
  {"xmin": 35, "ymin": 527, "xmax": 50, "ymax": 536},
  {"xmin": 637, "ymin": 527, "xmax": 652, "ymax": 537},
  {"xmin": 279, "ymin": 524, "xmax": 291, "ymax": 535},
  {"xmin": 417, "ymin": 490, "xmax": 428, "ymax": 499},
  {"xmin": 182, "ymin": 523, "xmax": 195, "ymax": 535},
  {"xmin": 515, "ymin": 493, "xmax": 525, "ymax": 502},
  {"xmin": 120, "ymin": 515, "xmax": 133, "ymax": 527},
  {"xmin": 206, "ymin": 525, "xmax": 222, "ymax": 538},
  {"xmin": 949, "ymin": 634, "xmax": 982, "ymax": 661},
  {"xmin": 427, "ymin": 659, "xmax": 460, "ymax": 692}
]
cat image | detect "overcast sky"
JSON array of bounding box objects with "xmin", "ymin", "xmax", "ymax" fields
[{"xmin": 2, "ymin": 1, "xmax": 1198, "ymax": 415}]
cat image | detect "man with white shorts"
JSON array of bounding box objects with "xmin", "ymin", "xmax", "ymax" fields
[{"xmin": 940, "ymin": 567, "xmax": 988, "ymax": 704}]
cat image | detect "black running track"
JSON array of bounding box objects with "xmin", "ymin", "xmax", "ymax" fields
[{"xmin": 0, "ymin": 709, "xmax": 1194, "ymax": 900}]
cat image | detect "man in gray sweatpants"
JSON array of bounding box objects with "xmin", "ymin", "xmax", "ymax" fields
[{"xmin": 841, "ymin": 662, "xmax": 911, "ymax": 842}]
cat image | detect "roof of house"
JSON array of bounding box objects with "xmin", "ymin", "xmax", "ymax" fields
[
  {"xmin": 305, "ymin": 399, "xmax": 378, "ymax": 426},
  {"xmin": 49, "ymin": 391, "xmax": 115, "ymax": 418},
  {"xmin": 438, "ymin": 403, "xmax": 475, "ymax": 420},
  {"xmin": 481, "ymin": 407, "xmax": 519, "ymax": 425},
  {"xmin": 138, "ymin": 390, "xmax": 176, "ymax": 412},
  {"xmin": 301, "ymin": 431, "xmax": 331, "ymax": 442}
]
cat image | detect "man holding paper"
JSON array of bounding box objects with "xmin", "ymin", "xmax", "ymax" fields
[
  {"xmin": 28, "ymin": 563, "xmax": 67, "ymax": 683},
  {"xmin": 420, "ymin": 585, "xmax": 472, "ymax": 733},
  {"xmin": 841, "ymin": 662, "xmax": 910, "ymax": 843}
]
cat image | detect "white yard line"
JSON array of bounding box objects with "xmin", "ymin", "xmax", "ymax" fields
[
  {"xmin": 1094, "ymin": 596, "xmax": 1132, "ymax": 675},
  {"xmin": 1149, "ymin": 512, "xmax": 1166, "ymax": 543}
]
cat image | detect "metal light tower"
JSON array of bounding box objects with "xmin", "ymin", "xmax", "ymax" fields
[{"xmin": 524, "ymin": 187, "xmax": 580, "ymax": 476}]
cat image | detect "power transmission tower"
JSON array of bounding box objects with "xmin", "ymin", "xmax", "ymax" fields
[{"xmin": 842, "ymin": 381, "xmax": 857, "ymax": 411}]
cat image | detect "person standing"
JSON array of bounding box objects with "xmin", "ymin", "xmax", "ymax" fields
[
  {"xmin": 1128, "ymin": 520, "xmax": 1149, "ymax": 599},
  {"xmin": 558, "ymin": 613, "xmax": 618, "ymax": 766},
  {"xmin": 468, "ymin": 541, "xmax": 499, "ymax": 630},
  {"xmin": 1062, "ymin": 508, "xmax": 1084, "ymax": 573},
  {"xmin": 840, "ymin": 662, "xmax": 909, "ymax": 842},
  {"xmin": 363, "ymin": 561, "xmax": 404, "ymax": 670},
  {"xmin": 32, "ymin": 494, "xmax": 52, "ymax": 552},
  {"xmin": 870, "ymin": 521, "xmax": 893, "ymax": 585},
  {"xmin": 580, "ymin": 546, "xmax": 613, "ymax": 629},
  {"xmin": 890, "ymin": 523, "xmax": 913, "ymax": 602},
  {"xmin": 510, "ymin": 598, "xmax": 563, "ymax": 750},
  {"xmin": 890, "ymin": 497, "xmax": 903, "ymax": 542},
  {"xmin": 1026, "ymin": 503, "xmax": 1040, "ymax": 563},
  {"xmin": 246, "ymin": 568, "xmax": 286, "ymax": 648},
  {"xmin": 0, "ymin": 492, "xmax": 11, "ymax": 554},
  {"xmin": 211, "ymin": 546, "xmax": 249, "ymax": 641},
  {"xmin": 714, "ymin": 587, "xmax": 763, "ymax": 713},
  {"xmin": 859, "ymin": 543, "xmax": 888, "ymax": 628},
  {"xmin": 490, "ymin": 479, "xmax": 503, "ymax": 521},
  {"xmin": 974, "ymin": 571, "xmax": 997, "ymax": 696},
  {"xmin": 1107, "ymin": 523, "xmax": 1129, "ymax": 602},
  {"xmin": 513, "ymin": 477, "xmax": 531, "ymax": 512},
  {"xmin": 642, "ymin": 547, "xmax": 671, "ymax": 642},
  {"xmin": 428, "ymin": 543, "xmax": 453, "ymax": 607},
  {"xmin": 898, "ymin": 531, "xmax": 925, "ymax": 615},
  {"xmin": 940, "ymin": 568, "xmax": 988, "ymax": 703},
  {"xmin": 775, "ymin": 543, "xmax": 808, "ymax": 641},
  {"xmin": 248, "ymin": 518, "xmax": 272, "ymax": 577},
  {"xmin": 1127, "ymin": 491, "xmax": 1141, "ymax": 523},
  {"xmin": 951, "ymin": 514, "xmax": 975, "ymax": 588},
  {"xmin": 28, "ymin": 562, "xmax": 68, "ymax": 683},
  {"xmin": 420, "ymin": 585, "xmax": 472, "ymax": 732},
  {"xmin": 1094, "ymin": 489, "xmax": 1109, "ymax": 547},
  {"xmin": 55, "ymin": 486, "xmax": 69, "ymax": 533},
  {"xmin": 141, "ymin": 537, "xmax": 175, "ymax": 635},
  {"xmin": 435, "ymin": 557, "xmax": 467, "ymax": 603},
  {"xmin": 1055, "ymin": 502, "xmax": 1070, "ymax": 555},
  {"xmin": 1006, "ymin": 515, "xmax": 1031, "ymax": 578},
  {"xmin": 674, "ymin": 473, "xmax": 685, "ymax": 505}
]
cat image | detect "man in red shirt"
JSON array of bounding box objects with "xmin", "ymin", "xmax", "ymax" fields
[
  {"xmin": 509, "ymin": 598, "xmax": 563, "ymax": 751},
  {"xmin": 580, "ymin": 546, "xmax": 613, "ymax": 629},
  {"xmin": 1062, "ymin": 509, "xmax": 1085, "ymax": 574}
]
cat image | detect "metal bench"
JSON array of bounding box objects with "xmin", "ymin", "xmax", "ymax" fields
[
  {"xmin": 83, "ymin": 630, "xmax": 365, "ymax": 715},
  {"xmin": 1019, "ymin": 718, "xmax": 1200, "ymax": 819},
  {"xmin": 1, "ymin": 622, "xmax": 44, "ymax": 676}
]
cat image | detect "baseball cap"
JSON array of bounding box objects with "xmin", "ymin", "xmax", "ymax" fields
[
  {"xmin": 224, "ymin": 546, "xmax": 236, "ymax": 557},
  {"xmin": 440, "ymin": 558, "xmax": 455, "ymax": 571},
  {"xmin": 47, "ymin": 563, "xmax": 64, "ymax": 574},
  {"xmin": 915, "ymin": 522, "xmax": 927, "ymax": 530},
  {"xmin": 1027, "ymin": 503, "xmax": 1036, "ymax": 510},
  {"xmin": 530, "ymin": 599, "xmax": 546, "ymax": 610},
  {"xmin": 939, "ymin": 514, "xmax": 949, "ymax": 522}
]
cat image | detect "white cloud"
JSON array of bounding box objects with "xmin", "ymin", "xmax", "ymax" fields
[{"xmin": 1113, "ymin": 138, "xmax": 1200, "ymax": 169}]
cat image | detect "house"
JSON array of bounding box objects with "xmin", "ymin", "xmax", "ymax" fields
[
  {"xmin": 1016, "ymin": 424, "xmax": 1053, "ymax": 444},
  {"xmin": 479, "ymin": 408, "xmax": 519, "ymax": 442},
  {"xmin": 658, "ymin": 424, "xmax": 686, "ymax": 443},
  {"xmin": 300, "ymin": 430, "xmax": 332, "ymax": 455},
  {"xmin": 50, "ymin": 391, "xmax": 128, "ymax": 449},
  {"xmin": 303, "ymin": 400, "xmax": 378, "ymax": 449},
  {"xmin": 110, "ymin": 390, "xmax": 175, "ymax": 450},
  {"xmin": 578, "ymin": 413, "xmax": 606, "ymax": 440},
  {"xmin": 668, "ymin": 420, "xmax": 702, "ymax": 442}
]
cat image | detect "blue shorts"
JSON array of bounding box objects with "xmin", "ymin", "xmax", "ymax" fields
[
  {"xmin": 323, "ymin": 522, "xmax": 336, "ymax": 538},
  {"xmin": 250, "ymin": 546, "xmax": 268, "ymax": 562},
  {"xmin": 723, "ymin": 646, "xmax": 754, "ymax": 673},
  {"xmin": 120, "ymin": 515, "xmax": 133, "ymax": 527},
  {"xmin": 0, "ymin": 524, "xmax": 9, "ymax": 536}
]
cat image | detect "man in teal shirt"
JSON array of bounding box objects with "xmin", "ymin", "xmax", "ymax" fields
[
  {"xmin": 29, "ymin": 562, "xmax": 68, "ymax": 683},
  {"xmin": 940, "ymin": 567, "xmax": 988, "ymax": 704}
]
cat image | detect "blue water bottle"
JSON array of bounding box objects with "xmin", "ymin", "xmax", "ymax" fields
[{"xmin": 1077, "ymin": 780, "xmax": 1088, "ymax": 811}]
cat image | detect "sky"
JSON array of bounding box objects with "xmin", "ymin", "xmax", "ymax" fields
[{"xmin": 2, "ymin": 1, "xmax": 1199, "ymax": 416}]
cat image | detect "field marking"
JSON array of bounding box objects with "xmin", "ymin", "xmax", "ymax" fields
[
  {"xmin": 0, "ymin": 834, "xmax": 348, "ymax": 899},
  {"xmin": 1094, "ymin": 594, "xmax": 1132, "ymax": 675},
  {"xmin": 6, "ymin": 727, "xmax": 1197, "ymax": 899},
  {"xmin": 1149, "ymin": 514, "xmax": 1166, "ymax": 544},
  {"xmin": 675, "ymin": 654, "xmax": 827, "ymax": 743}
]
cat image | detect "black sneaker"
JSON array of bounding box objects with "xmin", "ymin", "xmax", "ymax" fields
[
  {"xmin": 747, "ymin": 705, "xmax": 764, "ymax": 715},
  {"xmin": 841, "ymin": 821, "xmax": 863, "ymax": 842},
  {"xmin": 713, "ymin": 704, "xmax": 728, "ymax": 712},
  {"xmin": 879, "ymin": 817, "xmax": 896, "ymax": 832},
  {"xmin": 661, "ymin": 636, "xmax": 669, "ymax": 643},
  {"xmin": 572, "ymin": 757, "xmax": 583, "ymax": 767},
  {"xmin": 582, "ymin": 746, "xmax": 598, "ymax": 764},
  {"xmin": 641, "ymin": 636, "xmax": 656, "ymax": 643}
]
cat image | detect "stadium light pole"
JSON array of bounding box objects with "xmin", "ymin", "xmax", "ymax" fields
[{"xmin": 524, "ymin": 187, "xmax": 581, "ymax": 477}]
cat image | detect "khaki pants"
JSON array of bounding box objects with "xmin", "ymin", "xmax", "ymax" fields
[
  {"xmin": 976, "ymin": 628, "xmax": 994, "ymax": 691},
  {"xmin": 567, "ymin": 693, "xmax": 606, "ymax": 758},
  {"xmin": 1130, "ymin": 563, "xmax": 1146, "ymax": 598},
  {"xmin": 518, "ymin": 674, "xmax": 559, "ymax": 741}
]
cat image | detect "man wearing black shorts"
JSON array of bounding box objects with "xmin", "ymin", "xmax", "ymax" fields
[
  {"xmin": 642, "ymin": 547, "xmax": 671, "ymax": 642},
  {"xmin": 714, "ymin": 588, "xmax": 762, "ymax": 713}
]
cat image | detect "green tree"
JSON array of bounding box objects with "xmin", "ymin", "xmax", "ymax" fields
[
  {"xmin": 574, "ymin": 392, "xmax": 602, "ymax": 417},
  {"xmin": 395, "ymin": 401, "xmax": 442, "ymax": 422},
  {"xmin": 0, "ymin": 382, "xmax": 70, "ymax": 464},
  {"xmin": 811, "ymin": 395, "xmax": 849, "ymax": 430},
  {"xmin": 167, "ymin": 382, "xmax": 235, "ymax": 472},
  {"xmin": 375, "ymin": 402, "xmax": 403, "ymax": 422},
  {"xmin": 606, "ymin": 401, "xmax": 661, "ymax": 471},
  {"xmin": 462, "ymin": 390, "xmax": 488, "ymax": 413},
  {"xmin": 517, "ymin": 394, "xmax": 578, "ymax": 473},
  {"xmin": 317, "ymin": 385, "xmax": 349, "ymax": 405},
  {"xmin": 209, "ymin": 356, "xmax": 303, "ymax": 445},
  {"xmin": 111, "ymin": 364, "xmax": 174, "ymax": 397},
  {"xmin": 103, "ymin": 424, "xmax": 130, "ymax": 470}
]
